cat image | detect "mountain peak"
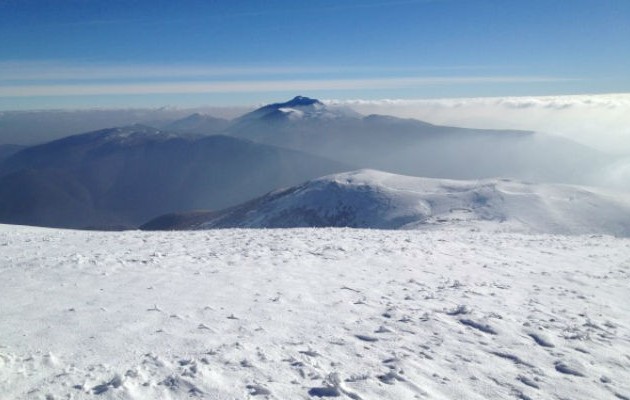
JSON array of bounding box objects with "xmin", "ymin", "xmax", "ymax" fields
[
  {"xmin": 282, "ymin": 96, "xmax": 322, "ymax": 107},
  {"xmin": 262, "ymin": 96, "xmax": 324, "ymax": 112},
  {"xmin": 233, "ymin": 96, "xmax": 342, "ymax": 124}
]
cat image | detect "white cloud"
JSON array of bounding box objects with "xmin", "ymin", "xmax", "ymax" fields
[
  {"xmin": 0, "ymin": 76, "xmax": 567, "ymax": 97},
  {"xmin": 0, "ymin": 61, "xmax": 357, "ymax": 81},
  {"xmin": 0, "ymin": 61, "xmax": 496, "ymax": 82},
  {"xmin": 327, "ymin": 93, "xmax": 630, "ymax": 109},
  {"xmin": 326, "ymin": 94, "xmax": 630, "ymax": 155}
]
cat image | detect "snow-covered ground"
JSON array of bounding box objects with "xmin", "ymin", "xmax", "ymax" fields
[{"xmin": 1, "ymin": 224, "xmax": 630, "ymax": 399}]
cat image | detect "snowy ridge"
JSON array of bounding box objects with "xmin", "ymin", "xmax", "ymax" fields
[{"xmin": 198, "ymin": 169, "xmax": 630, "ymax": 236}]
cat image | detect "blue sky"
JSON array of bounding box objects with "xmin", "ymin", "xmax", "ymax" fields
[{"xmin": 1, "ymin": 0, "xmax": 629, "ymax": 109}]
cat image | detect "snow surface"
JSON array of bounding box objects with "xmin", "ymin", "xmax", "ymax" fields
[
  {"xmin": 198, "ymin": 169, "xmax": 630, "ymax": 236},
  {"xmin": 1, "ymin": 224, "xmax": 630, "ymax": 399}
]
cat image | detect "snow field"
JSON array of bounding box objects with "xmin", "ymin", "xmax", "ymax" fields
[{"xmin": 1, "ymin": 224, "xmax": 629, "ymax": 399}]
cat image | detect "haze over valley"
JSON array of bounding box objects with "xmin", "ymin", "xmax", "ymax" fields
[{"xmin": 0, "ymin": 96, "xmax": 627, "ymax": 231}]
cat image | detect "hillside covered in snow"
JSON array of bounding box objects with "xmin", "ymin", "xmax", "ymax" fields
[
  {"xmin": 1, "ymin": 225, "xmax": 629, "ymax": 399},
  {"xmin": 145, "ymin": 169, "xmax": 630, "ymax": 237}
]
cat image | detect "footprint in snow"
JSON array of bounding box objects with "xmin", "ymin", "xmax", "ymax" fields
[
  {"xmin": 377, "ymin": 370, "xmax": 406, "ymax": 385},
  {"xmin": 160, "ymin": 375, "xmax": 204, "ymax": 396},
  {"xmin": 197, "ymin": 323, "xmax": 214, "ymax": 331},
  {"xmin": 446, "ymin": 304, "xmax": 471, "ymax": 316},
  {"xmin": 489, "ymin": 351, "xmax": 534, "ymax": 368},
  {"xmin": 527, "ymin": 332, "xmax": 555, "ymax": 348},
  {"xmin": 308, "ymin": 386, "xmax": 341, "ymax": 397},
  {"xmin": 355, "ymin": 334, "xmax": 379, "ymax": 342},
  {"xmin": 516, "ymin": 375, "xmax": 540, "ymax": 389},
  {"xmin": 91, "ymin": 374, "xmax": 123, "ymax": 395},
  {"xmin": 308, "ymin": 373, "xmax": 363, "ymax": 400},
  {"xmin": 246, "ymin": 384, "xmax": 271, "ymax": 396},
  {"xmin": 299, "ymin": 350, "xmax": 321, "ymax": 357},
  {"xmin": 459, "ymin": 319, "xmax": 498, "ymax": 335},
  {"xmin": 554, "ymin": 360, "xmax": 586, "ymax": 377},
  {"xmin": 374, "ymin": 325, "xmax": 396, "ymax": 334}
]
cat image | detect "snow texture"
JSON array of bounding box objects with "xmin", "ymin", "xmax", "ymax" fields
[{"xmin": 1, "ymin": 224, "xmax": 629, "ymax": 399}]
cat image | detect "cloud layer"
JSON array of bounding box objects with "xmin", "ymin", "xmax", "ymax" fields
[
  {"xmin": 0, "ymin": 76, "xmax": 567, "ymax": 97},
  {"xmin": 326, "ymin": 94, "xmax": 630, "ymax": 156}
]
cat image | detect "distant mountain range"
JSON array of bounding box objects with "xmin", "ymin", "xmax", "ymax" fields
[
  {"xmin": 225, "ymin": 96, "xmax": 608, "ymax": 185},
  {"xmin": 0, "ymin": 96, "xmax": 623, "ymax": 230},
  {"xmin": 0, "ymin": 108, "xmax": 215, "ymax": 146},
  {"xmin": 0, "ymin": 125, "xmax": 348, "ymax": 229},
  {"xmin": 143, "ymin": 169, "xmax": 630, "ymax": 237}
]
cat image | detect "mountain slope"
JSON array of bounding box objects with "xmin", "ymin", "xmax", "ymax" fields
[
  {"xmin": 0, "ymin": 126, "xmax": 350, "ymax": 228},
  {"xmin": 0, "ymin": 144, "xmax": 26, "ymax": 162},
  {"xmin": 0, "ymin": 168, "xmax": 117, "ymax": 228},
  {"xmin": 225, "ymin": 96, "xmax": 609, "ymax": 185},
  {"xmin": 161, "ymin": 169, "xmax": 630, "ymax": 236},
  {"xmin": 0, "ymin": 108, "xmax": 215, "ymax": 145}
]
